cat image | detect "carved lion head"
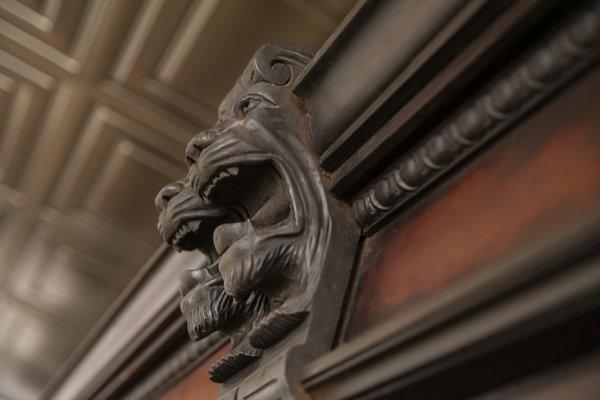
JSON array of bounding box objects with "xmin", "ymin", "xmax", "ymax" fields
[{"xmin": 155, "ymin": 43, "xmax": 330, "ymax": 382}]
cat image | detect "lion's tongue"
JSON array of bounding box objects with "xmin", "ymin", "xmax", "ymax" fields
[{"xmin": 213, "ymin": 220, "xmax": 255, "ymax": 256}]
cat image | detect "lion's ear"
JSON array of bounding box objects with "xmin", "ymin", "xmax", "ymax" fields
[{"xmin": 247, "ymin": 43, "xmax": 314, "ymax": 87}]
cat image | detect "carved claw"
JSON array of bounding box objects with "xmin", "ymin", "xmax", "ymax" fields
[{"xmin": 209, "ymin": 343, "xmax": 261, "ymax": 383}]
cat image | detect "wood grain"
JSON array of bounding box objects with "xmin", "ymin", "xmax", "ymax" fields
[{"xmin": 346, "ymin": 66, "xmax": 600, "ymax": 338}]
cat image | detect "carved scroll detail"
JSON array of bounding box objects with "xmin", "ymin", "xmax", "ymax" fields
[{"xmin": 353, "ymin": 2, "xmax": 600, "ymax": 231}]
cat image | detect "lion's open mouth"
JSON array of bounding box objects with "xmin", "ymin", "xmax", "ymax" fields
[
  {"xmin": 169, "ymin": 162, "xmax": 290, "ymax": 270},
  {"xmin": 199, "ymin": 166, "xmax": 240, "ymax": 199},
  {"xmin": 162, "ymin": 166, "xmax": 244, "ymax": 251},
  {"xmin": 166, "ymin": 162, "xmax": 289, "ymax": 252},
  {"xmin": 171, "ymin": 220, "xmax": 201, "ymax": 248}
]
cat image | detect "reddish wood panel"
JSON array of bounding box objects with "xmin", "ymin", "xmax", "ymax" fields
[
  {"xmin": 346, "ymin": 67, "xmax": 600, "ymax": 338},
  {"xmin": 161, "ymin": 345, "xmax": 228, "ymax": 400}
]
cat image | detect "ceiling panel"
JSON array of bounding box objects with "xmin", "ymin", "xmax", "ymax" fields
[
  {"xmin": 0, "ymin": 51, "xmax": 54, "ymax": 190},
  {"xmin": 159, "ymin": 0, "xmax": 334, "ymax": 109},
  {"xmin": 49, "ymin": 105, "xmax": 186, "ymax": 243},
  {"xmin": 0, "ymin": 0, "xmax": 88, "ymax": 52}
]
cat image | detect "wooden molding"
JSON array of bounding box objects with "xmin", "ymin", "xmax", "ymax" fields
[{"xmin": 353, "ymin": 2, "xmax": 600, "ymax": 233}]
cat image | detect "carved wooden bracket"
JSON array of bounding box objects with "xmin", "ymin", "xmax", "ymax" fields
[{"xmin": 155, "ymin": 43, "xmax": 359, "ymax": 398}]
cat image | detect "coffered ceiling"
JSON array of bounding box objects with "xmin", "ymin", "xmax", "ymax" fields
[{"xmin": 0, "ymin": 0, "xmax": 356, "ymax": 398}]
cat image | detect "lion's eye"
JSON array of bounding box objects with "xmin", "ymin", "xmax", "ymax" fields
[
  {"xmin": 237, "ymin": 93, "xmax": 277, "ymax": 117},
  {"xmin": 238, "ymin": 97, "xmax": 260, "ymax": 115}
]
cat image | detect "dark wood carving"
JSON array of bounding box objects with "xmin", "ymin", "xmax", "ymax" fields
[
  {"xmin": 353, "ymin": 2, "xmax": 600, "ymax": 233},
  {"xmin": 155, "ymin": 43, "xmax": 359, "ymax": 396}
]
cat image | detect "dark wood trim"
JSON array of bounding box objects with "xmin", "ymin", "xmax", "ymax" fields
[
  {"xmin": 44, "ymin": 248, "xmax": 211, "ymax": 400},
  {"xmin": 303, "ymin": 218, "xmax": 600, "ymax": 399},
  {"xmin": 122, "ymin": 335, "xmax": 227, "ymax": 400},
  {"xmin": 353, "ymin": 1, "xmax": 600, "ymax": 233},
  {"xmin": 90, "ymin": 311, "xmax": 185, "ymax": 400},
  {"xmin": 318, "ymin": 0, "xmax": 509, "ymax": 170},
  {"xmin": 294, "ymin": 0, "xmax": 469, "ymax": 155},
  {"xmin": 327, "ymin": 0, "xmax": 586, "ymax": 197},
  {"xmin": 41, "ymin": 244, "xmax": 171, "ymax": 399}
]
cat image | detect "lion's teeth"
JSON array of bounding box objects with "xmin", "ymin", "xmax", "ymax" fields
[
  {"xmin": 172, "ymin": 221, "xmax": 195, "ymax": 245},
  {"xmin": 227, "ymin": 167, "xmax": 239, "ymax": 176},
  {"xmin": 203, "ymin": 183, "xmax": 215, "ymax": 198},
  {"xmin": 211, "ymin": 174, "xmax": 222, "ymax": 186}
]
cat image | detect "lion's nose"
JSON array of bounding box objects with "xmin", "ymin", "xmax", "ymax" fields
[
  {"xmin": 185, "ymin": 131, "xmax": 217, "ymax": 166},
  {"xmin": 155, "ymin": 181, "xmax": 184, "ymax": 210}
]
